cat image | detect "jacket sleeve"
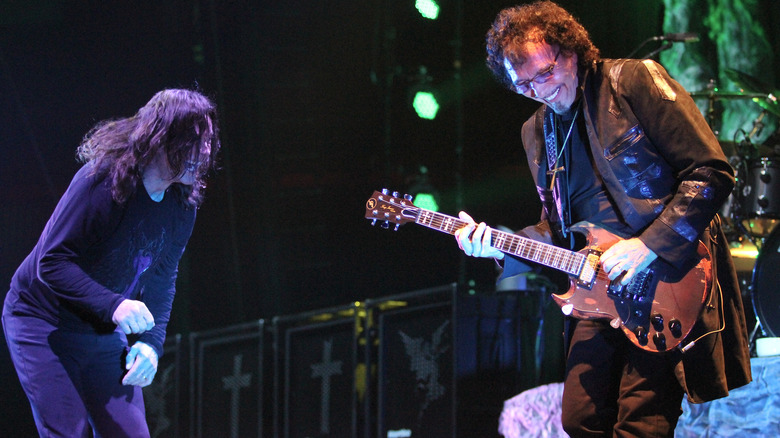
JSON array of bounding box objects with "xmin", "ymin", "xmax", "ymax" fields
[{"xmin": 620, "ymin": 61, "xmax": 734, "ymax": 264}]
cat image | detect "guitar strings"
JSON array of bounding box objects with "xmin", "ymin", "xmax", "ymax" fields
[{"xmin": 420, "ymin": 213, "xmax": 621, "ymax": 279}]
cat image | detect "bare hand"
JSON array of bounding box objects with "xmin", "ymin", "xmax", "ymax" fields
[
  {"xmin": 112, "ymin": 300, "xmax": 154, "ymax": 335},
  {"xmin": 122, "ymin": 341, "xmax": 159, "ymax": 387},
  {"xmin": 454, "ymin": 211, "xmax": 504, "ymax": 260},
  {"xmin": 600, "ymin": 237, "xmax": 657, "ymax": 285}
]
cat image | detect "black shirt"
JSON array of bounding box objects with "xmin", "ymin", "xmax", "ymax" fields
[{"xmin": 554, "ymin": 105, "xmax": 635, "ymax": 241}]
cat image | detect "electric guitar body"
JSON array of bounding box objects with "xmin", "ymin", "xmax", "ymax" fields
[
  {"xmin": 556, "ymin": 222, "xmax": 711, "ymax": 353},
  {"xmin": 366, "ymin": 190, "xmax": 712, "ymax": 353}
]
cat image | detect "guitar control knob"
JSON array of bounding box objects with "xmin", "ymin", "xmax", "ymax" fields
[
  {"xmin": 668, "ymin": 319, "xmax": 683, "ymax": 338},
  {"xmin": 634, "ymin": 327, "xmax": 648, "ymax": 346},
  {"xmin": 651, "ymin": 313, "xmax": 664, "ymax": 332},
  {"xmin": 653, "ymin": 332, "xmax": 667, "ymax": 350}
]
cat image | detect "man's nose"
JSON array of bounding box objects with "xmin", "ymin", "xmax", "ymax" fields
[{"xmin": 528, "ymin": 81, "xmax": 539, "ymax": 98}]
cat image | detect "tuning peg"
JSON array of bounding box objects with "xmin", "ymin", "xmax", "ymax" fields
[
  {"xmin": 381, "ymin": 188, "xmax": 389, "ymax": 195},
  {"xmin": 393, "ymin": 224, "xmax": 400, "ymax": 231},
  {"xmin": 370, "ymin": 219, "xmax": 377, "ymax": 226},
  {"xmin": 392, "ymin": 191, "xmax": 399, "ymax": 198},
  {"xmin": 381, "ymin": 221, "xmax": 390, "ymax": 229},
  {"xmin": 404, "ymin": 193, "xmax": 413, "ymax": 202}
]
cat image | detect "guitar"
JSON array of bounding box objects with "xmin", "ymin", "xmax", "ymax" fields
[{"xmin": 365, "ymin": 190, "xmax": 712, "ymax": 353}]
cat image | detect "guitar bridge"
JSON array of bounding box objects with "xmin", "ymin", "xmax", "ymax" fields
[{"xmin": 608, "ymin": 270, "xmax": 654, "ymax": 302}]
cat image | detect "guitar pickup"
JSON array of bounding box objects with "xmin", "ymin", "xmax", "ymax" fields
[{"xmin": 576, "ymin": 251, "xmax": 600, "ymax": 290}]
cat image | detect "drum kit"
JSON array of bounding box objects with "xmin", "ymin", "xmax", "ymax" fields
[{"xmin": 690, "ymin": 69, "xmax": 780, "ymax": 342}]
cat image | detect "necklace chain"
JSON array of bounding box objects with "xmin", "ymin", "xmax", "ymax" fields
[{"xmin": 548, "ymin": 104, "xmax": 580, "ymax": 189}]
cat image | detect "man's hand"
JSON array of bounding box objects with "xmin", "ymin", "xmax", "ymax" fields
[
  {"xmin": 600, "ymin": 237, "xmax": 657, "ymax": 285},
  {"xmin": 112, "ymin": 299, "xmax": 154, "ymax": 335},
  {"xmin": 454, "ymin": 211, "xmax": 504, "ymax": 260},
  {"xmin": 122, "ymin": 341, "xmax": 159, "ymax": 387}
]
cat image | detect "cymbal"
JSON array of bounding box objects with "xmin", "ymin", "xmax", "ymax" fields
[
  {"xmin": 724, "ymin": 68, "xmax": 777, "ymax": 95},
  {"xmin": 754, "ymin": 94, "xmax": 780, "ymax": 118},
  {"xmin": 729, "ymin": 240, "xmax": 758, "ymax": 274},
  {"xmin": 692, "ymin": 69, "xmax": 780, "ymax": 118},
  {"xmin": 690, "ymin": 90, "xmax": 766, "ymax": 99}
]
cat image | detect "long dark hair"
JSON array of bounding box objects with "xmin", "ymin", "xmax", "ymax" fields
[
  {"xmin": 77, "ymin": 89, "xmax": 220, "ymax": 206},
  {"xmin": 486, "ymin": 1, "xmax": 600, "ymax": 91}
]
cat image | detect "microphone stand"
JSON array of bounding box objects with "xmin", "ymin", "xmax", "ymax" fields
[
  {"xmin": 626, "ymin": 38, "xmax": 673, "ymax": 59},
  {"xmin": 626, "ymin": 37, "xmax": 654, "ymax": 58},
  {"xmin": 641, "ymin": 41, "xmax": 673, "ymax": 60}
]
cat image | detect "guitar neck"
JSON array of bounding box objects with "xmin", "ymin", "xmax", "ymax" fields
[{"xmin": 415, "ymin": 209, "xmax": 585, "ymax": 276}]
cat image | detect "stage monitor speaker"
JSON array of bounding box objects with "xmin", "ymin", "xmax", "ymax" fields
[
  {"xmin": 189, "ymin": 320, "xmax": 266, "ymax": 438},
  {"xmin": 273, "ymin": 304, "xmax": 361, "ymax": 438},
  {"xmin": 368, "ymin": 284, "xmax": 458, "ymax": 438},
  {"xmin": 143, "ymin": 334, "xmax": 183, "ymax": 438},
  {"xmin": 365, "ymin": 283, "xmax": 564, "ymax": 438}
]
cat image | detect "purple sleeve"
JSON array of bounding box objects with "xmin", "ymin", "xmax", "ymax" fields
[
  {"xmin": 35, "ymin": 166, "xmax": 126, "ymax": 323},
  {"xmin": 137, "ymin": 208, "xmax": 196, "ymax": 357}
]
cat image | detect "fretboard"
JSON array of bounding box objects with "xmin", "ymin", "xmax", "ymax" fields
[{"xmin": 415, "ymin": 209, "xmax": 585, "ymax": 276}]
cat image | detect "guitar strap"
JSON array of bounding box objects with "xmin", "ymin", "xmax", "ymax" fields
[
  {"xmin": 534, "ymin": 109, "xmax": 558, "ymax": 233},
  {"xmin": 543, "ymin": 109, "xmax": 566, "ymax": 232},
  {"xmin": 543, "ymin": 106, "xmax": 579, "ymax": 248},
  {"xmin": 545, "ymin": 107, "xmax": 578, "ymax": 345}
]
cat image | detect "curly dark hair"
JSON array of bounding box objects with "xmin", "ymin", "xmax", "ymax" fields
[
  {"xmin": 486, "ymin": 1, "xmax": 600, "ymax": 91},
  {"xmin": 77, "ymin": 89, "xmax": 221, "ymax": 207}
]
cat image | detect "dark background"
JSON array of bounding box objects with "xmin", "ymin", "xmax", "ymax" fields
[{"xmin": 1, "ymin": 0, "xmax": 778, "ymax": 434}]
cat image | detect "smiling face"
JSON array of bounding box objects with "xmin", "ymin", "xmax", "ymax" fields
[{"xmin": 503, "ymin": 39, "xmax": 580, "ymax": 114}]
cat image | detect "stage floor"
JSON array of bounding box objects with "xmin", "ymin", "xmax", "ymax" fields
[{"xmin": 499, "ymin": 355, "xmax": 780, "ymax": 437}]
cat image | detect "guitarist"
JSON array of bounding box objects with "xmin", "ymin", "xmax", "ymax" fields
[{"xmin": 455, "ymin": 2, "xmax": 752, "ymax": 437}]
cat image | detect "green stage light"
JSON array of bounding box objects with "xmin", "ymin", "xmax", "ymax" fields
[
  {"xmin": 409, "ymin": 165, "xmax": 440, "ymax": 211},
  {"xmin": 415, "ymin": 0, "xmax": 440, "ymax": 20},
  {"xmin": 413, "ymin": 192, "xmax": 439, "ymax": 212},
  {"xmin": 412, "ymin": 91, "xmax": 439, "ymax": 120}
]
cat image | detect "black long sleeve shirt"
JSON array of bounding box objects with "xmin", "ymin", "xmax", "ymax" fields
[{"xmin": 6, "ymin": 164, "xmax": 196, "ymax": 357}]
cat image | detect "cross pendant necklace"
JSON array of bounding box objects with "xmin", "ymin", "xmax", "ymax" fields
[{"xmin": 547, "ymin": 105, "xmax": 580, "ymax": 190}]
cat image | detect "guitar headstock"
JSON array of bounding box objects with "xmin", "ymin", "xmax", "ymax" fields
[{"xmin": 365, "ymin": 190, "xmax": 419, "ymax": 230}]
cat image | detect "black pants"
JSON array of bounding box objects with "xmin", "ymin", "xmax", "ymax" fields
[
  {"xmin": 3, "ymin": 311, "xmax": 149, "ymax": 438},
  {"xmin": 561, "ymin": 319, "xmax": 685, "ymax": 437}
]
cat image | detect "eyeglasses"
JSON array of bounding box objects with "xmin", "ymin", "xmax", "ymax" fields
[
  {"xmin": 184, "ymin": 138, "xmax": 212, "ymax": 173},
  {"xmin": 184, "ymin": 161, "xmax": 200, "ymax": 173},
  {"xmin": 514, "ymin": 50, "xmax": 561, "ymax": 95}
]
